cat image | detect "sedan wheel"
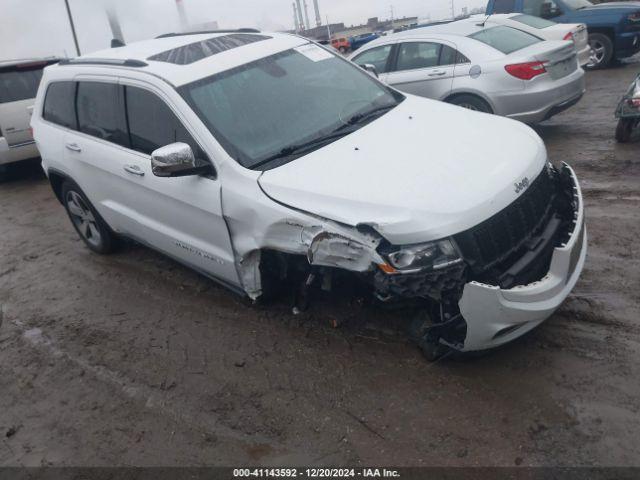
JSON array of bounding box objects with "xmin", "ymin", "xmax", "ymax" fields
[{"xmin": 586, "ymin": 33, "xmax": 613, "ymax": 70}]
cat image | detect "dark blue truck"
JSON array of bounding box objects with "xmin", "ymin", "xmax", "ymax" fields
[{"xmin": 486, "ymin": 0, "xmax": 640, "ymax": 68}]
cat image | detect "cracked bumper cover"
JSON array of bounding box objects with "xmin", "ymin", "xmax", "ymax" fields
[{"xmin": 457, "ymin": 164, "xmax": 586, "ymax": 352}]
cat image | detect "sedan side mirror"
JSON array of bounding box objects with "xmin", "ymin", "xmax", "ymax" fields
[
  {"xmin": 362, "ymin": 63, "xmax": 379, "ymax": 78},
  {"xmin": 151, "ymin": 142, "xmax": 211, "ymax": 178}
]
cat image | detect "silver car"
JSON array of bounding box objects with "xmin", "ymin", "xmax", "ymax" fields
[{"xmin": 349, "ymin": 18, "xmax": 586, "ymax": 124}]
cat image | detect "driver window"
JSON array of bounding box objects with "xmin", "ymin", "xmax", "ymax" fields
[
  {"xmin": 124, "ymin": 85, "xmax": 208, "ymax": 162},
  {"xmin": 523, "ymin": 0, "xmax": 562, "ymax": 19},
  {"xmin": 353, "ymin": 45, "xmax": 393, "ymax": 73}
]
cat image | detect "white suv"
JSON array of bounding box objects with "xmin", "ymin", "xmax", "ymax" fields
[{"xmin": 31, "ymin": 31, "xmax": 587, "ymax": 359}]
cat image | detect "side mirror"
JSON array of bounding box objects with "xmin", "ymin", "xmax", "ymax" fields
[
  {"xmin": 362, "ymin": 63, "xmax": 379, "ymax": 78},
  {"xmin": 151, "ymin": 142, "xmax": 210, "ymax": 178}
]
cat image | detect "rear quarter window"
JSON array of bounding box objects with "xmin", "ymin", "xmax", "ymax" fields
[
  {"xmin": 43, "ymin": 81, "xmax": 78, "ymax": 130},
  {"xmin": 0, "ymin": 67, "xmax": 44, "ymax": 104},
  {"xmin": 469, "ymin": 26, "xmax": 541, "ymax": 54}
]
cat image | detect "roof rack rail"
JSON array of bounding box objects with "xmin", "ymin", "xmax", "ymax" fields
[
  {"xmin": 58, "ymin": 58, "xmax": 148, "ymax": 68},
  {"xmin": 156, "ymin": 28, "xmax": 260, "ymax": 39}
]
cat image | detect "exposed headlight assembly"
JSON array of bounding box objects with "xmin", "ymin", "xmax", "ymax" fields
[{"xmin": 382, "ymin": 238, "xmax": 462, "ymax": 273}]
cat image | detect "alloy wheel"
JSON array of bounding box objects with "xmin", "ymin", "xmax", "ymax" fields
[
  {"xmin": 587, "ymin": 40, "xmax": 606, "ymax": 68},
  {"xmin": 66, "ymin": 190, "xmax": 102, "ymax": 248}
]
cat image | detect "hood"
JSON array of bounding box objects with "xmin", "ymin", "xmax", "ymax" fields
[
  {"xmin": 258, "ymin": 96, "xmax": 547, "ymax": 245},
  {"xmin": 575, "ymin": 1, "xmax": 640, "ymax": 16}
]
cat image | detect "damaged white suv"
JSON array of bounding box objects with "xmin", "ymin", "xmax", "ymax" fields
[{"xmin": 31, "ymin": 31, "xmax": 587, "ymax": 358}]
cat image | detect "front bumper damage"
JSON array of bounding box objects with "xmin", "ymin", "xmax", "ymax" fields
[{"xmin": 372, "ymin": 163, "xmax": 586, "ymax": 352}]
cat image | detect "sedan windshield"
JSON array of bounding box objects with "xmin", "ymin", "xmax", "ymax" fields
[{"xmin": 179, "ymin": 44, "xmax": 403, "ymax": 170}]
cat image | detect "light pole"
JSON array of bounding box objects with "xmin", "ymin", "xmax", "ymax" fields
[{"xmin": 63, "ymin": 0, "xmax": 81, "ymax": 56}]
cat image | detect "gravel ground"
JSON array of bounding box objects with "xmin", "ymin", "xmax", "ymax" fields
[{"xmin": 1, "ymin": 58, "xmax": 639, "ymax": 468}]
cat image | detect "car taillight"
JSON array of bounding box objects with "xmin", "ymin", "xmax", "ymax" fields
[
  {"xmin": 563, "ymin": 32, "xmax": 575, "ymax": 43},
  {"xmin": 504, "ymin": 61, "xmax": 547, "ymax": 80}
]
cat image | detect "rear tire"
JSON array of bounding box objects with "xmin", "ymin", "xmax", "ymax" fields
[
  {"xmin": 61, "ymin": 181, "xmax": 117, "ymax": 254},
  {"xmin": 586, "ymin": 33, "xmax": 613, "ymax": 70},
  {"xmin": 615, "ymin": 118, "xmax": 634, "ymax": 143},
  {"xmin": 448, "ymin": 94, "xmax": 493, "ymax": 114}
]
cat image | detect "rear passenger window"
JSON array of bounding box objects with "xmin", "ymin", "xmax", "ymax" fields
[
  {"xmin": 456, "ymin": 51, "xmax": 471, "ymax": 64},
  {"xmin": 77, "ymin": 82, "xmax": 129, "ymax": 147},
  {"xmin": 125, "ymin": 86, "xmax": 206, "ymax": 160},
  {"xmin": 43, "ymin": 81, "xmax": 78, "ymax": 130},
  {"xmin": 397, "ymin": 42, "xmax": 441, "ymax": 71}
]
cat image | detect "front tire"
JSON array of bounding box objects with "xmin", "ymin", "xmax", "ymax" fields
[
  {"xmin": 339, "ymin": 46, "xmax": 348, "ymax": 54},
  {"xmin": 61, "ymin": 181, "xmax": 117, "ymax": 254},
  {"xmin": 448, "ymin": 94, "xmax": 493, "ymax": 114},
  {"xmin": 586, "ymin": 33, "xmax": 613, "ymax": 70}
]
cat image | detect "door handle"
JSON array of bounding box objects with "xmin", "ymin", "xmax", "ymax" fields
[
  {"xmin": 428, "ymin": 70, "xmax": 446, "ymax": 77},
  {"xmin": 123, "ymin": 164, "xmax": 144, "ymax": 176},
  {"xmin": 65, "ymin": 142, "xmax": 82, "ymax": 152}
]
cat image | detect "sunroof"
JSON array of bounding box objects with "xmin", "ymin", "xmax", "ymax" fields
[{"xmin": 149, "ymin": 34, "xmax": 271, "ymax": 65}]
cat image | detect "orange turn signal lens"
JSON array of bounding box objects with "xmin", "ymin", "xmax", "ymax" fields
[{"xmin": 378, "ymin": 263, "xmax": 397, "ymax": 274}]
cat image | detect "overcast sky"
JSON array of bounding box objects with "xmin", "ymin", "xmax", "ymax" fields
[{"xmin": 1, "ymin": 0, "xmax": 486, "ymax": 59}]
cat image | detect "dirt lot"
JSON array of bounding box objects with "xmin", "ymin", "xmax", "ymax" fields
[{"xmin": 1, "ymin": 58, "xmax": 639, "ymax": 468}]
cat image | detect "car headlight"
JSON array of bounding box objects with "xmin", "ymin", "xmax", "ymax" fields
[{"xmin": 384, "ymin": 238, "xmax": 462, "ymax": 272}]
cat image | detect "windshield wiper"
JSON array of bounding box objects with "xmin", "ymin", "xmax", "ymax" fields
[
  {"xmin": 250, "ymin": 128, "xmax": 358, "ymax": 170},
  {"xmin": 338, "ymin": 103, "xmax": 397, "ymax": 130}
]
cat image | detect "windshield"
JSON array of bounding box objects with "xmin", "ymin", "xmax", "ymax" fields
[
  {"xmin": 511, "ymin": 14, "xmax": 557, "ymax": 29},
  {"xmin": 179, "ymin": 44, "xmax": 402, "ymax": 170},
  {"xmin": 469, "ymin": 25, "xmax": 541, "ymax": 54},
  {"xmin": 563, "ymin": 0, "xmax": 593, "ymax": 10}
]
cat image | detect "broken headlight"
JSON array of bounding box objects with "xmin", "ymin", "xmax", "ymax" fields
[{"xmin": 384, "ymin": 239, "xmax": 462, "ymax": 273}]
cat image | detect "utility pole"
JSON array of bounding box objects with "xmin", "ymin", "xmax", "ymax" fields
[
  {"xmin": 451, "ymin": 0, "xmax": 456, "ymax": 19},
  {"xmin": 63, "ymin": 0, "xmax": 81, "ymax": 56},
  {"xmin": 390, "ymin": 5, "xmax": 394, "ymax": 22},
  {"xmin": 303, "ymin": 0, "xmax": 311, "ymax": 33}
]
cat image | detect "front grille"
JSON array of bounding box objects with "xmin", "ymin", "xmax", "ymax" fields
[{"xmin": 453, "ymin": 169, "xmax": 557, "ymax": 276}]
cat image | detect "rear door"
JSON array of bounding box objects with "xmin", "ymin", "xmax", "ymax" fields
[
  {"xmin": 0, "ymin": 62, "xmax": 48, "ymax": 148},
  {"xmin": 384, "ymin": 40, "xmax": 455, "ymax": 100}
]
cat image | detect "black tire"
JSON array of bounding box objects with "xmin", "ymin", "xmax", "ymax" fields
[
  {"xmin": 615, "ymin": 118, "xmax": 634, "ymax": 143},
  {"xmin": 339, "ymin": 46, "xmax": 348, "ymax": 54},
  {"xmin": 586, "ymin": 33, "xmax": 614, "ymax": 70},
  {"xmin": 448, "ymin": 94, "xmax": 493, "ymax": 114},
  {"xmin": 61, "ymin": 181, "xmax": 117, "ymax": 254}
]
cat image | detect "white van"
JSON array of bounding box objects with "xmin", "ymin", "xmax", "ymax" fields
[{"xmin": 31, "ymin": 32, "xmax": 586, "ymax": 359}]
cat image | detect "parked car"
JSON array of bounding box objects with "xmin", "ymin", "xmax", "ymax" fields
[
  {"xmin": 331, "ymin": 37, "xmax": 351, "ymax": 53},
  {"xmin": 485, "ymin": 0, "xmax": 640, "ymax": 69},
  {"xmin": 0, "ymin": 58, "xmax": 58, "ymax": 176},
  {"xmin": 349, "ymin": 32, "xmax": 379, "ymax": 51},
  {"xmin": 615, "ymin": 70, "xmax": 640, "ymax": 142},
  {"xmin": 475, "ymin": 13, "xmax": 591, "ymax": 66},
  {"xmin": 349, "ymin": 19, "xmax": 585, "ymax": 123},
  {"xmin": 31, "ymin": 32, "xmax": 586, "ymax": 359}
]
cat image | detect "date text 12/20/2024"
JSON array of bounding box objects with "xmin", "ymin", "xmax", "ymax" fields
[{"xmin": 233, "ymin": 469, "xmax": 401, "ymax": 478}]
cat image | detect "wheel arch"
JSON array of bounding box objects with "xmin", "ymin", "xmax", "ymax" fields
[
  {"xmin": 443, "ymin": 91, "xmax": 496, "ymax": 114},
  {"xmin": 587, "ymin": 27, "xmax": 615, "ymax": 50},
  {"xmin": 47, "ymin": 168, "xmax": 73, "ymax": 205}
]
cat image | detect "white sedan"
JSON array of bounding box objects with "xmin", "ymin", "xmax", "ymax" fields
[{"xmin": 474, "ymin": 13, "xmax": 591, "ymax": 67}]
